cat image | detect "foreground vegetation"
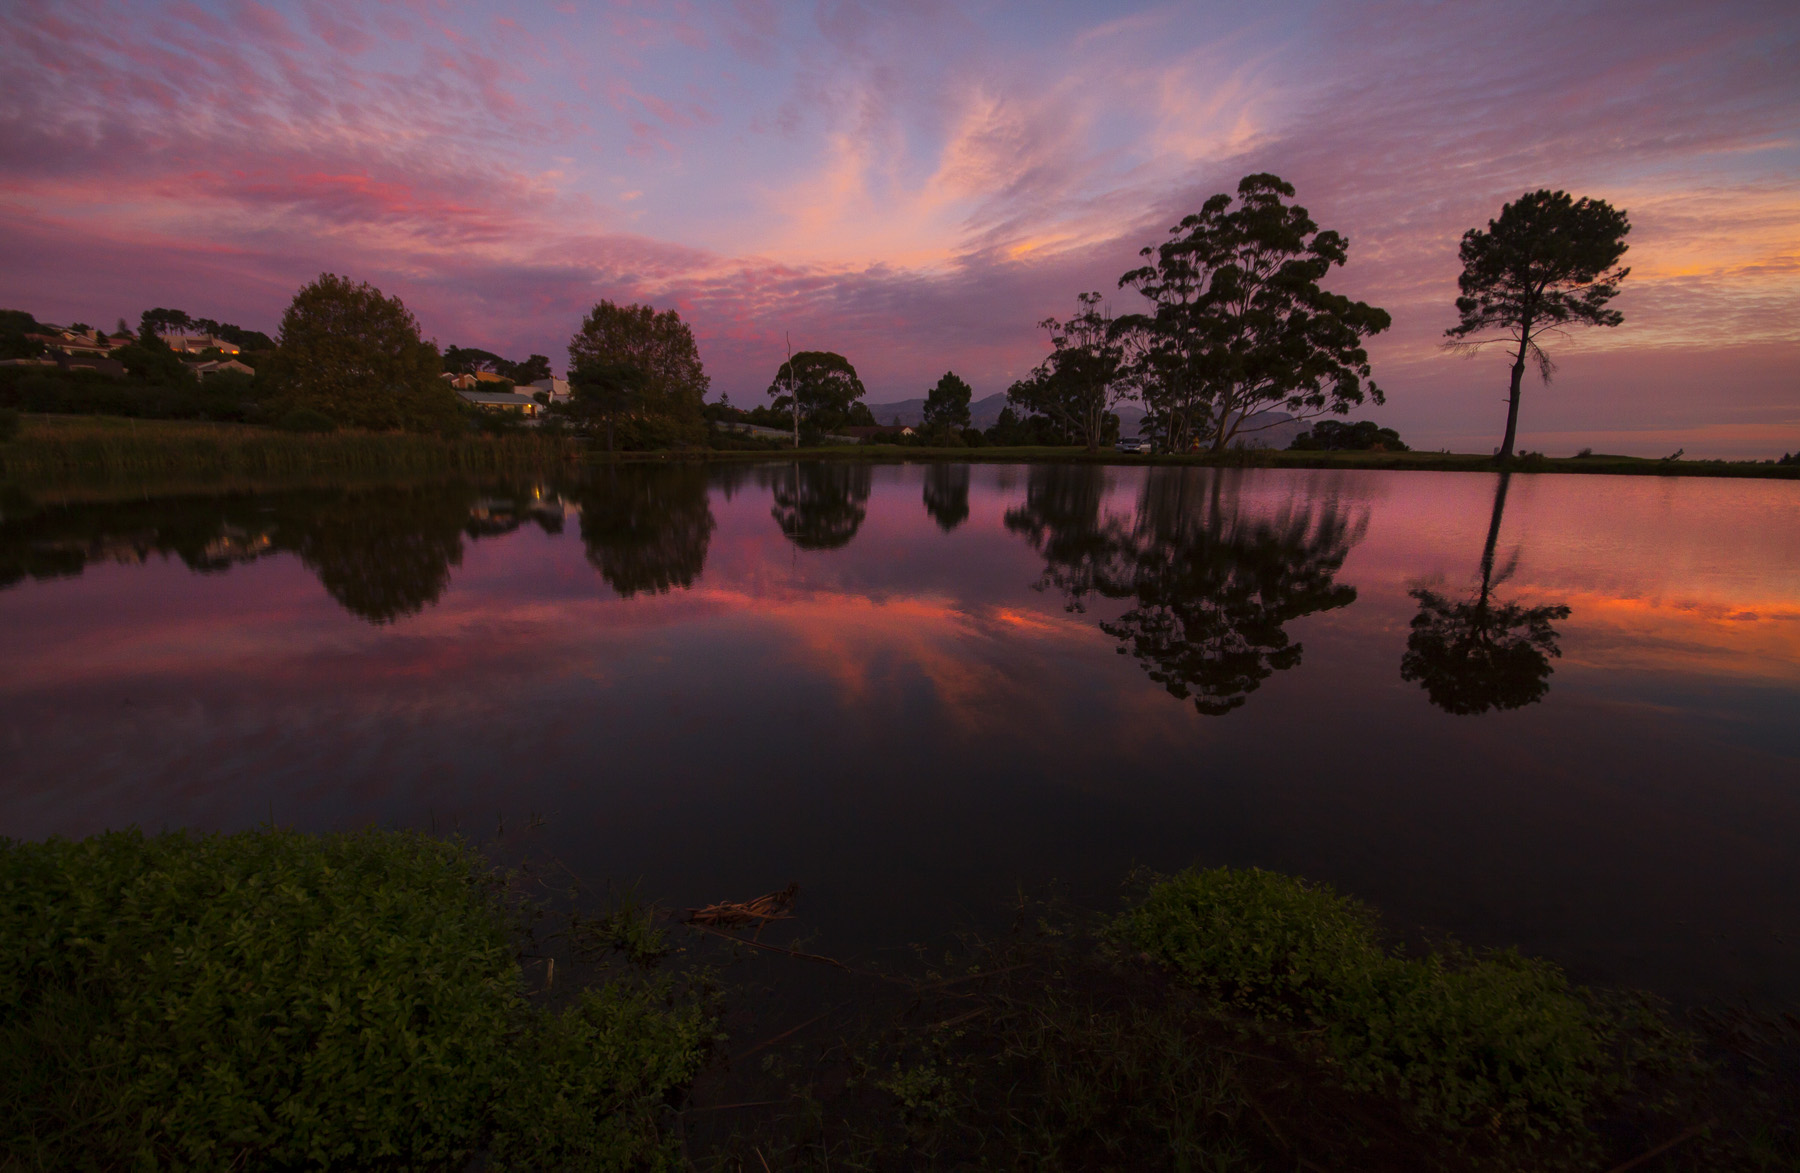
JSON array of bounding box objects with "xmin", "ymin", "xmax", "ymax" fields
[
  {"xmin": 4, "ymin": 828, "xmax": 1793, "ymax": 1170},
  {"xmin": 0, "ymin": 828, "xmax": 711, "ymax": 1170}
]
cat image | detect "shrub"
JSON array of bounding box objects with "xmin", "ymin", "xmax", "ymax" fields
[
  {"xmin": 0, "ymin": 827, "xmax": 710, "ymax": 1169},
  {"xmin": 1121, "ymin": 867, "xmax": 1621, "ymax": 1136},
  {"xmin": 0, "ymin": 408, "xmax": 18, "ymax": 442},
  {"xmin": 1118, "ymin": 867, "xmax": 1384, "ymax": 1019},
  {"xmin": 275, "ymin": 406, "xmax": 336, "ymax": 433}
]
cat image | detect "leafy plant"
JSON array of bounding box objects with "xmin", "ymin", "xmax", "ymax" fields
[
  {"xmin": 0, "ymin": 827, "xmax": 711, "ymax": 1170},
  {"xmin": 1120, "ymin": 867, "xmax": 1630, "ymax": 1137}
]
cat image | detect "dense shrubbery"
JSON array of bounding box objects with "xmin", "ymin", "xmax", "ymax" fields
[
  {"xmin": 1289, "ymin": 418, "xmax": 1409, "ymax": 451},
  {"xmin": 0, "ymin": 828, "xmax": 711, "ymax": 1170},
  {"xmin": 1119, "ymin": 867, "xmax": 1624, "ymax": 1136}
]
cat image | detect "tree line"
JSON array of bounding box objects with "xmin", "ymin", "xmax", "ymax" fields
[{"xmin": 3, "ymin": 175, "xmax": 1632, "ymax": 459}]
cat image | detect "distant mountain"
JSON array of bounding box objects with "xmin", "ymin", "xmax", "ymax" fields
[{"xmin": 864, "ymin": 393, "xmax": 1306, "ymax": 449}]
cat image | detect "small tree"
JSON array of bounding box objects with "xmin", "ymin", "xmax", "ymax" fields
[
  {"xmin": 1122, "ymin": 174, "xmax": 1390, "ymax": 451},
  {"xmin": 1011, "ymin": 293, "xmax": 1126, "ymax": 453},
  {"xmin": 767, "ymin": 351, "xmax": 867, "ymax": 442},
  {"xmin": 266, "ymin": 275, "xmax": 456, "ymax": 432},
  {"xmin": 921, "ymin": 371, "xmax": 973, "ymax": 436},
  {"xmin": 568, "ymin": 301, "xmax": 709, "ymax": 442},
  {"xmin": 1445, "ymin": 190, "xmax": 1630, "ymax": 460}
]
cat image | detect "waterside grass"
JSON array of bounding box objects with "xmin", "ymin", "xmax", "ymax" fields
[
  {"xmin": 0, "ymin": 414, "xmax": 581, "ymax": 489},
  {"xmin": 640, "ymin": 440, "xmax": 1800, "ymax": 479}
]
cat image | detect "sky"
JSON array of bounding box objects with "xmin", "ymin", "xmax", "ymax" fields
[{"xmin": 2, "ymin": 0, "xmax": 1796, "ymax": 456}]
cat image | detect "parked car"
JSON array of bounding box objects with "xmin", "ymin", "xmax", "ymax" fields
[{"xmin": 1116, "ymin": 436, "xmax": 1151, "ymax": 454}]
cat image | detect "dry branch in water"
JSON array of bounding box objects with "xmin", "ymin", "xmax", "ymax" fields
[{"xmin": 684, "ymin": 882, "xmax": 799, "ymax": 929}]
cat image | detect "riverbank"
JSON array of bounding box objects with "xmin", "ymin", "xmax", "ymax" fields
[
  {"xmin": 643, "ymin": 441, "xmax": 1800, "ymax": 479},
  {"xmin": 5, "ymin": 827, "xmax": 1792, "ymax": 1170},
  {"xmin": 0, "ymin": 414, "xmax": 580, "ymax": 489},
  {"xmin": 5, "ymin": 415, "xmax": 1795, "ymax": 489}
]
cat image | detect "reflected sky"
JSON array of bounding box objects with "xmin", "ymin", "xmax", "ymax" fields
[{"xmin": 2, "ymin": 465, "xmax": 1798, "ymax": 1005}]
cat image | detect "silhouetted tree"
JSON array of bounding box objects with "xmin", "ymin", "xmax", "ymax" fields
[
  {"xmin": 1445, "ymin": 190, "xmax": 1630, "ymax": 459},
  {"xmin": 1400, "ymin": 472, "xmax": 1572, "ymax": 713},
  {"xmin": 264, "ymin": 275, "xmax": 457, "ymax": 432},
  {"xmin": 569, "ymin": 358, "xmax": 646, "ymax": 453},
  {"xmin": 765, "ymin": 462, "xmax": 872, "ymax": 550},
  {"xmin": 575, "ymin": 466, "xmax": 715, "ymax": 597},
  {"xmin": 1119, "ymin": 174, "xmax": 1390, "ymax": 451},
  {"xmin": 921, "ymin": 463, "xmax": 971, "ymax": 531},
  {"xmin": 768, "ymin": 351, "xmax": 868, "ymax": 441},
  {"xmin": 1009, "ymin": 293, "xmax": 1125, "ymax": 452},
  {"xmin": 922, "ymin": 371, "xmax": 973, "ymax": 436},
  {"xmin": 568, "ymin": 301, "xmax": 709, "ymax": 443}
]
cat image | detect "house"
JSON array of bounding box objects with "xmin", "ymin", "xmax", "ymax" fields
[
  {"xmin": 53, "ymin": 351, "xmax": 125, "ymax": 377},
  {"xmin": 842, "ymin": 424, "xmax": 915, "ymax": 440},
  {"xmin": 529, "ymin": 376, "xmax": 570, "ymax": 403},
  {"xmin": 190, "ymin": 359, "xmax": 254, "ymax": 379},
  {"xmin": 162, "ymin": 333, "xmax": 240, "ymax": 355},
  {"xmin": 456, "ymin": 389, "xmax": 541, "ymax": 417}
]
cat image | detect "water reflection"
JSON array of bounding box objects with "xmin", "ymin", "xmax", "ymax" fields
[
  {"xmin": 1007, "ymin": 466, "xmax": 1366, "ymax": 714},
  {"xmin": 921, "ymin": 464, "xmax": 971, "ymax": 532},
  {"xmin": 0, "ymin": 483, "xmax": 565, "ymax": 625},
  {"xmin": 573, "ymin": 466, "xmax": 715, "ymax": 598},
  {"xmin": 1401, "ymin": 472, "xmax": 1572, "ymax": 714},
  {"xmin": 762, "ymin": 462, "xmax": 873, "ymax": 550}
]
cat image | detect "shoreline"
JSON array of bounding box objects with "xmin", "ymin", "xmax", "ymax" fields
[{"xmin": 4, "ymin": 414, "xmax": 1796, "ymax": 488}]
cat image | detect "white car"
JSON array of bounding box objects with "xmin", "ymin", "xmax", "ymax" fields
[{"xmin": 1115, "ymin": 436, "xmax": 1151, "ymax": 454}]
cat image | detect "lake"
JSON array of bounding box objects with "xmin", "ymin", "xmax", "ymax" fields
[{"xmin": 3, "ymin": 462, "xmax": 1797, "ymax": 1006}]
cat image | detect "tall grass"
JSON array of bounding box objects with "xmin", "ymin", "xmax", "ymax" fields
[{"xmin": 0, "ymin": 415, "xmax": 580, "ymax": 488}]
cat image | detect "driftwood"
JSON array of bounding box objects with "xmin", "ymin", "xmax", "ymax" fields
[{"xmin": 684, "ymin": 882, "xmax": 799, "ymax": 929}]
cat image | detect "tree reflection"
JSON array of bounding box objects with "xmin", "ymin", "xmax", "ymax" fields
[
  {"xmin": 1400, "ymin": 472, "xmax": 1571, "ymax": 714},
  {"xmin": 0, "ymin": 481, "xmax": 565, "ymax": 625},
  {"xmin": 573, "ymin": 465, "xmax": 715, "ymax": 598},
  {"xmin": 763, "ymin": 462, "xmax": 872, "ymax": 550},
  {"xmin": 922, "ymin": 463, "xmax": 971, "ymax": 532},
  {"xmin": 1007, "ymin": 466, "xmax": 1365, "ymax": 714},
  {"xmin": 279, "ymin": 486, "xmax": 476, "ymax": 624}
]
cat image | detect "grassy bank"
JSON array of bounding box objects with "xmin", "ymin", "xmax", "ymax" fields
[
  {"xmin": 0, "ymin": 414, "xmax": 580, "ymax": 489},
  {"xmin": 6, "ymin": 829, "xmax": 1792, "ymax": 1170},
  {"xmin": 642, "ymin": 441, "xmax": 1800, "ymax": 479}
]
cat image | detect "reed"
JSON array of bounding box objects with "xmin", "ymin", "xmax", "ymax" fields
[{"xmin": 0, "ymin": 414, "xmax": 580, "ymax": 487}]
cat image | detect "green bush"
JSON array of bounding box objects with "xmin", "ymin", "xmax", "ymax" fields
[
  {"xmin": 0, "ymin": 827, "xmax": 710, "ymax": 1170},
  {"xmin": 275, "ymin": 406, "xmax": 337, "ymax": 433},
  {"xmin": 1118, "ymin": 866, "xmax": 1384, "ymax": 1018},
  {"xmin": 1326, "ymin": 947, "xmax": 1613, "ymax": 1137},
  {"xmin": 1121, "ymin": 867, "xmax": 1619, "ymax": 1136},
  {"xmin": 0, "ymin": 408, "xmax": 18, "ymax": 442}
]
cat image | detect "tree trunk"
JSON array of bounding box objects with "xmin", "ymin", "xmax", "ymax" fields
[{"xmin": 1500, "ymin": 330, "xmax": 1529, "ymax": 460}]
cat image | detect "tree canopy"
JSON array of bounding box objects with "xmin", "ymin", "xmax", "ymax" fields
[
  {"xmin": 1118, "ymin": 174, "xmax": 1390, "ymax": 452},
  {"xmin": 922, "ymin": 371, "xmax": 973, "ymax": 435},
  {"xmin": 568, "ymin": 301, "xmax": 708, "ymax": 441},
  {"xmin": 265, "ymin": 274, "xmax": 457, "ymax": 432},
  {"xmin": 1007, "ymin": 293, "xmax": 1126, "ymax": 453},
  {"xmin": 767, "ymin": 350, "xmax": 868, "ymax": 440},
  {"xmin": 1446, "ymin": 189, "xmax": 1630, "ymax": 459}
]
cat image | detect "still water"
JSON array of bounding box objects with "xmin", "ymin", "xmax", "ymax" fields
[{"xmin": 3, "ymin": 463, "xmax": 1797, "ymax": 1005}]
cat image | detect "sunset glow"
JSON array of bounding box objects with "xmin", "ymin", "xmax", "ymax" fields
[{"xmin": 3, "ymin": 1, "xmax": 1796, "ymax": 455}]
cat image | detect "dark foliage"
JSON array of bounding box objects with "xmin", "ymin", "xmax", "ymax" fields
[
  {"xmin": 1446, "ymin": 190, "xmax": 1630, "ymax": 459},
  {"xmin": 763, "ymin": 461, "xmax": 872, "ymax": 550},
  {"xmin": 573, "ymin": 465, "xmax": 716, "ymax": 597},
  {"xmin": 1290, "ymin": 418, "xmax": 1409, "ymax": 451}
]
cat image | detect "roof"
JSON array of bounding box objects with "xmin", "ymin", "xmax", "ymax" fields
[{"xmin": 457, "ymin": 390, "xmax": 539, "ymax": 406}]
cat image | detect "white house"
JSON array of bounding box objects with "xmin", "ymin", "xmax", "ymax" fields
[
  {"xmin": 457, "ymin": 389, "xmax": 541, "ymax": 417},
  {"xmin": 529, "ymin": 376, "xmax": 570, "ymax": 404}
]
